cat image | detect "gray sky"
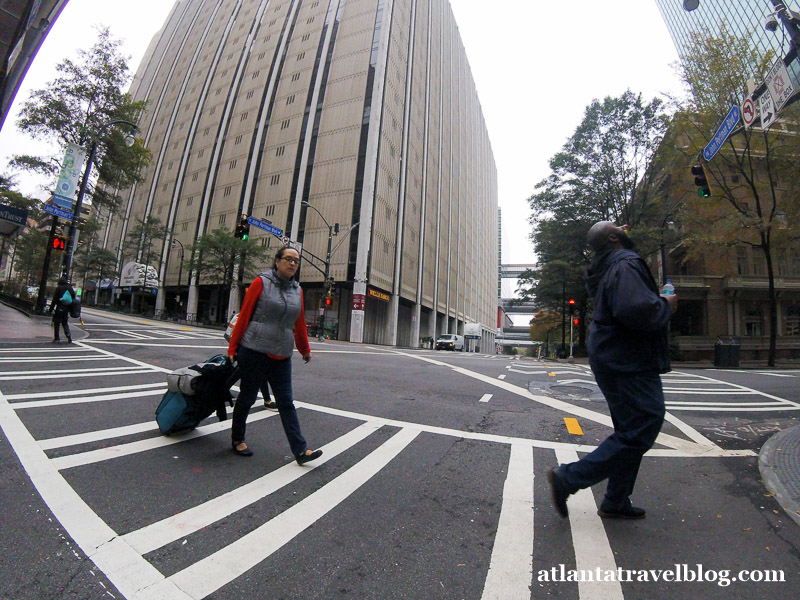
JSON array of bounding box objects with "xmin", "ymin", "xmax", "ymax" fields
[{"xmin": 0, "ymin": 0, "xmax": 683, "ymax": 277}]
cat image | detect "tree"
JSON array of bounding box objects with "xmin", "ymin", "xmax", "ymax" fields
[
  {"xmin": 672, "ymin": 24, "xmax": 800, "ymax": 366},
  {"xmin": 522, "ymin": 91, "xmax": 672, "ymax": 347},
  {"xmin": 74, "ymin": 246, "xmax": 118, "ymax": 304},
  {"xmin": 122, "ymin": 216, "xmax": 169, "ymax": 312},
  {"xmin": 189, "ymin": 229, "xmax": 269, "ymax": 321},
  {"xmin": 11, "ymin": 27, "xmax": 150, "ymax": 213}
]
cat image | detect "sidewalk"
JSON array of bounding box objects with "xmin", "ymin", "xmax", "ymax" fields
[{"xmin": 0, "ymin": 300, "xmax": 58, "ymax": 342}]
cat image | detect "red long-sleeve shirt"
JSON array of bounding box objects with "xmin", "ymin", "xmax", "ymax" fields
[{"xmin": 227, "ymin": 276, "xmax": 311, "ymax": 359}]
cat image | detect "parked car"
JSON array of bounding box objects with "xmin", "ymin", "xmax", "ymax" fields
[{"xmin": 435, "ymin": 333, "xmax": 464, "ymax": 351}]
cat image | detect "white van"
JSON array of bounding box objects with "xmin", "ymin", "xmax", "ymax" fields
[{"xmin": 435, "ymin": 333, "xmax": 464, "ymax": 351}]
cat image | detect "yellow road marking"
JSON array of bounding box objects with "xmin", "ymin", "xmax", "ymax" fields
[{"xmin": 564, "ymin": 418, "xmax": 583, "ymax": 435}]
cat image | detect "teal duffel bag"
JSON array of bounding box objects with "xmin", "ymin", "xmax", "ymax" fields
[{"xmin": 155, "ymin": 390, "xmax": 197, "ymax": 435}]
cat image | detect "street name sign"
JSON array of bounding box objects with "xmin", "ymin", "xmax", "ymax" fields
[
  {"xmin": 43, "ymin": 203, "xmax": 73, "ymax": 221},
  {"xmin": 702, "ymin": 105, "xmax": 740, "ymax": 162},
  {"xmin": 247, "ymin": 216, "xmax": 282, "ymax": 237}
]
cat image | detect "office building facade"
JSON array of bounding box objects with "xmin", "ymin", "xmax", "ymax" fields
[
  {"xmin": 655, "ymin": 0, "xmax": 796, "ymax": 66},
  {"xmin": 102, "ymin": 0, "xmax": 498, "ymax": 349}
]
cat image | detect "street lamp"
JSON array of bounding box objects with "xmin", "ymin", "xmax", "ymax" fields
[
  {"xmin": 62, "ymin": 119, "xmax": 138, "ymax": 280},
  {"xmin": 171, "ymin": 237, "xmax": 185, "ymax": 312},
  {"xmin": 659, "ymin": 214, "xmax": 675, "ymax": 286},
  {"xmin": 301, "ymin": 201, "xmax": 335, "ymax": 341}
]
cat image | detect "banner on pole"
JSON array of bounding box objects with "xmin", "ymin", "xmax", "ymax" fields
[{"xmin": 53, "ymin": 144, "xmax": 86, "ymax": 210}]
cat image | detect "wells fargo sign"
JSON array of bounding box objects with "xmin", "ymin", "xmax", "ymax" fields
[{"xmin": 367, "ymin": 287, "xmax": 390, "ymax": 303}]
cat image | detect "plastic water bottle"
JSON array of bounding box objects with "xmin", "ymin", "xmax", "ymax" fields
[{"xmin": 662, "ymin": 279, "xmax": 675, "ymax": 295}]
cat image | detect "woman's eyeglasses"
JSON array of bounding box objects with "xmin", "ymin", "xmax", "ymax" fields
[{"xmin": 280, "ymin": 256, "xmax": 300, "ymax": 265}]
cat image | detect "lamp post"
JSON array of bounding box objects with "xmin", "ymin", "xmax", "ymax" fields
[
  {"xmin": 659, "ymin": 214, "xmax": 675, "ymax": 286},
  {"xmin": 172, "ymin": 237, "xmax": 185, "ymax": 315},
  {"xmin": 302, "ymin": 201, "xmax": 334, "ymax": 341},
  {"xmin": 62, "ymin": 119, "xmax": 137, "ymax": 280}
]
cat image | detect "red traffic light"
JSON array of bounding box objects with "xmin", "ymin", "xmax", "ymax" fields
[
  {"xmin": 573, "ymin": 317, "xmax": 579, "ymax": 326},
  {"xmin": 568, "ymin": 298, "xmax": 575, "ymax": 305},
  {"xmin": 52, "ymin": 236, "xmax": 67, "ymax": 251},
  {"xmin": 324, "ymin": 297, "xmax": 332, "ymax": 306}
]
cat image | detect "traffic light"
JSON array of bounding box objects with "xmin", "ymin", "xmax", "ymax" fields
[
  {"xmin": 324, "ymin": 277, "xmax": 334, "ymax": 306},
  {"xmin": 568, "ymin": 298, "xmax": 575, "ymax": 315},
  {"xmin": 573, "ymin": 317, "xmax": 579, "ymax": 326},
  {"xmin": 234, "ymin": 217, "xmax": 250, "ymax": 240},
  {"xmin": 691, "ymin": 163, "xmax": 711, "ymax": 197},
  {"xmin": 53, "ymin": 235, "xmax": 67, "ymax": 251}
]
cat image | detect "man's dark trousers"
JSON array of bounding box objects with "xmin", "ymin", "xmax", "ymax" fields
[{"xmin": 558, "ymin": 371, "xmax": 665, "ymax": 509}]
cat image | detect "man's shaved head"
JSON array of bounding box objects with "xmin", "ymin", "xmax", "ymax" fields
[{"xmin": 587, "ymin": 221, "xmax": 618, "ymax": 251}]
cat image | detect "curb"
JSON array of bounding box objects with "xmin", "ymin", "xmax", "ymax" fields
[{"xmin": 758, "ymin": 425, "xmax": 800, "ymax": 527}]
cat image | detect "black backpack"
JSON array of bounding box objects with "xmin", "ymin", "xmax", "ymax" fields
[{"xmin": 69, "ymin": 296, "xmax": 81, "ymax": 319}]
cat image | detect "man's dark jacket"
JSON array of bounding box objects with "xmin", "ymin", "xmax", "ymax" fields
[
  {"xmin": 584, "ymin": 249, "xmax": 672, "ymax": 374},
  {"xmin": 49, "ymin": 281, "xmax": 76, "ymax": 316}
]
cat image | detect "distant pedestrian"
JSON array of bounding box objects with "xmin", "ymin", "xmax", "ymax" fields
[
  {"xmin": 547, "ymin": 221, "xmax": 677, "ymax": 520},
  {"xmin": 226, "ymin": 245, "xmax": 322, "ymax": 465},
  {"xmin": 49, "ymin": 276, "xmax": 76, "ymax": 344}
]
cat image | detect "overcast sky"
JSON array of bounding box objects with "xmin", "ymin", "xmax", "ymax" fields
[{"xmin": 0, "ymin": 0, "xmax": 683, "ymax": 280}]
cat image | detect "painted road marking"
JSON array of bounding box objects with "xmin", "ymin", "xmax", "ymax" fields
[
  {"xmin": 564, "ymin": 418, "xmax": 583, "ymax": 435},
  {"xmin": 479, "ymin": 394, "xmax": 493, "ymax": 403}
]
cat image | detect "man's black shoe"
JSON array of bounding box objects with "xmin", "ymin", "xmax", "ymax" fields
[
  {"xmin": 296, "ymin": 449, "xmax": 322, "ymax": 465},
  {"xmin": 597, "ymin": 505, "xmax": 646, "ymax": 519},
  {"xmin": 547, "ymin": 467, "xmax": 570, "ymax": 519}
]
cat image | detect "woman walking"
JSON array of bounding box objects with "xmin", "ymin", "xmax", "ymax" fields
[{"xmin": 226, "ymin": 246, "xmax": 322, "ymax": 465}]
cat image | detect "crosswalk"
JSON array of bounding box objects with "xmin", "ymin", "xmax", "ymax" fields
[{"xmin": 0, "ymin": 342, "xmax": 785, "ymax": 599}]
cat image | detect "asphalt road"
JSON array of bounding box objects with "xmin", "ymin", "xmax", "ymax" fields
[{"xmin": 1, "ymin": 308, "xmax": 799, "ymax": 599}]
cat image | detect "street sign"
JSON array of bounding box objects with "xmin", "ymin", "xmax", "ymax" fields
[
  {"xmin": 247, "ymin": 216, "xmax": 282, "ymax": 237},
  {"xmin": 765, "ymin": 56, "xmax": 795, "ymax": 112},
  {"xmin": 759, "ymin": 92, "xmax": 777, "ymax": 129},
  {"xmin": 741, "ymin": 97, "xmax": 756, "ymax": 129},
  {"xmin": 702, "ymin": 105, "xmax": 740, "ymax": 162},
  {"xmin": 43, "ymin": 203, "xmax": 73, "ymax": 221}
]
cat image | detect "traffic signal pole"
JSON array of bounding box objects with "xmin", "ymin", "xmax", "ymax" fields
[{"xmin": 35, "ymin": 217, "xmax": 60, "ymax": 312}]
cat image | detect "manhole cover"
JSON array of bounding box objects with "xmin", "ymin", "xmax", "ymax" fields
[{"xmin": 549, "ymin": 385, "xmax": 593, "ymax": 397}]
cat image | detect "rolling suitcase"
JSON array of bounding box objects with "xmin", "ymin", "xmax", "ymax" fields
[{"xmin": 155, "ymin": 390, "xmax": 198, "ymax": 435}]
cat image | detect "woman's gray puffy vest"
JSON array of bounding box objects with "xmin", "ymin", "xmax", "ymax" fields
[{"xmin": 239, "ymin": 270, "xmax": 302, "ymax": 358}]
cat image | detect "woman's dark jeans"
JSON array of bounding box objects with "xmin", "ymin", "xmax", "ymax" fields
[
  {"xmin": 231, "ymin": 346, "xmax": 307, "ymax": 457},
  {"xmin": 52, "ymin": 311, "xmax": 71, "ymax": 340}
]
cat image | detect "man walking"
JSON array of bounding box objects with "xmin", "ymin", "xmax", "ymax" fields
[
  {"xmin": 547, "ymin": 221, "xmax": 677, "ymax": 519},
  {"xmin": 49, "ymin": 276, "xmax": 76, "ymax": 344}
]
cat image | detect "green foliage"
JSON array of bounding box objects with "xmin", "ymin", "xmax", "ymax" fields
[
  {"xmin": 523, "ymin": 90, "xmax": 671, "ymax": 322},
  {"xmin": 11, "ymin": 228, "xmax": 48, "ymax": 285},
  {"xmin": 12, "ymin": 26, "xmax": 150, "ymax": 213},
  {"xmin": 123, "ymin": 216, "xmax": 169, "ymax": 273},
  {"xmin": 75, "ymin": 246, "xmax": 118, "ymax": 285},
  {"xmin": 189, "ymin": 228, "xmax": 269, "ymax": 287}
]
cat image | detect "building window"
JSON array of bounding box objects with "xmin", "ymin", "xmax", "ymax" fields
[
  {"xmin": 302, "ymin": 33, "xmax": 310, "ymax": 42},
  {"xmin": 168, "ymin": 161, "xmax": 173, "ymax": 170},
  {"xmin": 187, "ymin": 197, "xmax": 193, "ymax": 206},
  {"xmin": 307, "ymin": 17, "xmax": 314, "ymax": 24},
  {"xmin": 229, "ymin": 159, "xmax": 237, "ymax": 169},
  {"xmin": 276, "ymin": 145, "xmax": 285, "ymax": 156},
  {"xmin": 235, "ymin": 134, "xmax": 243, "ymax": 145},
  {"xmin": 269, "ymin": 19, "xmax": 276, "ymax": 26},
  {"xmin": 224, "ymin": 186, "xmax": 232, "ymax": 197},
  {"xmin": 266, "ymin": 205, "xmax": 275, "ymax": 217},
  {"xmin": 281, "ymin": 119, "xmax": 290, "ymax": 129},
  {"xmin": 286, "ymin": 94, "xmax": 295, "ymax": 105},
  {"xmin": 744, "ymin": 305, "xmax": 763, "ymax": 337},
  {"xmin": 219, "ymin": 214, "xmax": 227, "ymax": 225},
  {"xmin": 292, "ymin": 72, "xmax": 301, "ymax": 82},
  {"xmin": 204, "ymin": 127, "xmax": 210, "ymax": 136},
  {"xmin": 270, "ymin": 174, "xmax": 280, "ymax": 185},
  {"xmin": 246, "ymin": 90, "xmax": 255, "ymax": 100},
  {"xmin": 258, "ymin": 52, "xmax": 265, "ymax": 60},
  {"xmin": 786, "ymin": 303, "xmax": 800, "ymax": 336},
  {"xmin": 198, "ymin": 149, "xmax": 205, "ymax": 158},
  {"xmin": 181, "ymin": 222, "xmax": 188, "ymax": 232},
  {"xmin": 736, "ymin": 246, "xmax": 748, "ymax": 275},
  {"xmin": 383, "ymin": 240, "xmax": 390, "ymax": 254},
  {"xmin": 192, "ymin": 172, "xmax": 199, "ymax": 181},
  {"xmin": 297, "ymin": 51, "xmax": 305, "ymax": 61},
  {"xmin": 209, "ymin": 106, "xmax": 216, "ymax": 115},
  {"xmin": 252, "ymin": 70, "xmax": 260, "ymax": 79},
  {"xmin": 241, "ymin": 112, "xmax": 249, "ymax": 121}
]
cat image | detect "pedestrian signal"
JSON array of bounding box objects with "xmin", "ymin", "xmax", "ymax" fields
[
  {"xmin": 691, "ymin": 164, "xmax": 711, "ymax": 197},
  {"xmin": 53, "ymin": 235, "xmax": 67, "ymax": 251},
  {"xmin": 573, "ymin": 317, "xmax": 579, "ymax": 326}
]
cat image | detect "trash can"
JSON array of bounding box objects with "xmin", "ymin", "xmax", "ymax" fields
[
  {"xmin": 714, "ymin": 342, "xmax": 729, "ymax": 367},
  {"xmin": 727, "ymin": 343, "xmax": 740, "ymax": 368}
]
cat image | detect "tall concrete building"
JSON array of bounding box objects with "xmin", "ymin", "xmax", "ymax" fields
[
  {"xmin": 103, "ymin": 0, "xmax": 498, "ymax": 349},
  {"xmin": 655, "ymin": 0, "xmax": 799, "ymax": 82}
]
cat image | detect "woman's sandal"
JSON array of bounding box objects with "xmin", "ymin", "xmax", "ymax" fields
[{"xmin": 232, "ymin": 441, "xmax": 254, "ymax": 457}]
